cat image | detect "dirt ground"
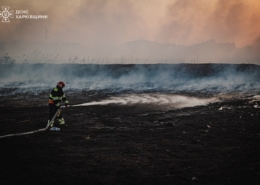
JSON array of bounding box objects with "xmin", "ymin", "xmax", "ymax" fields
[{"xmin": 0, "ymin": 90, "xmax": 259, "ymax": 185}]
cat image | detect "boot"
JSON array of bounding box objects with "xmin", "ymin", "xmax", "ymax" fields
[{"xmin": 57, "ymin": 118, "xmax": 65, "ymax": 125}]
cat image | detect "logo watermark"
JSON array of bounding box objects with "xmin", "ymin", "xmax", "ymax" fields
[
  {"xmin": 0, "ymin": 6, "xmax": 14, "ymax": 22},
  {"xmin": 0, "ymin": 6, "xmax": 48, "ymax": 22}
]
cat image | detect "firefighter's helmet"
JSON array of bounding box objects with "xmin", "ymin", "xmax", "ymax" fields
[{"xmin": 57, "ymin": 81, "xmax": 65, "ymax": 88}]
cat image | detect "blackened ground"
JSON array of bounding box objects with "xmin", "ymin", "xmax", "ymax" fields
[{"xmin": 0, "ymin": 91, "xmax": 259, "ymax": 185}]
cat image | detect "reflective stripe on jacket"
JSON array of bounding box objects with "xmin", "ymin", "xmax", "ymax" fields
[{"xmin": 48, "ymin": 87, "xmax": 69, "ymax": 106}]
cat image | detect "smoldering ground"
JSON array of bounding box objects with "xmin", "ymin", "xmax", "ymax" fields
[
  {"xmin": 0, "ymin": 63, "xmax": 260, "ymax": 95},
  {"xmin": 0, "ymin": 63, "xmax": 260, "ymax": 184},
  {"xmin": 0, "ymin": 63, "xmax": 259, "ymax": 113}
]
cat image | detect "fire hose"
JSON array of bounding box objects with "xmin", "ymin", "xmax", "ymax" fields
[{"xmin": 0, "ymin": 106, "xmax": 68, "ymax": 139}]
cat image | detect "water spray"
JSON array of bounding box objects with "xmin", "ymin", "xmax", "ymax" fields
[
  {"xmin": 0, "ymin": 94, "xmax": 219, "ymax": 139},
  {"xmin": 72, "ymin": 94, "xmax": 219, "ymax": 109}
]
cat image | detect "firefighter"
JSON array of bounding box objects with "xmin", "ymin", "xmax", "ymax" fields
[{"xmin": 48, "ymin": 81, "xmax": 70, "ymax": 128}]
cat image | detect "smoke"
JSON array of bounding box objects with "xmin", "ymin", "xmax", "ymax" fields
[
  {"xmin": 73, "ymin": 94, "xmax": 218, "ymax": 109},
  {"xmin": 1, "ymin": 0, "xmax": 260, "ymax": 49},
  {"xmin": 162, "ymin": 0, "xmax": 260, "ymax": 47},
  {"xmin": 0, "ymin": 64, "xmax": 259, "ymax": 96},
  {"xmin": 1, "ymin": 0, "xmax": 260, "ymax": 64}
]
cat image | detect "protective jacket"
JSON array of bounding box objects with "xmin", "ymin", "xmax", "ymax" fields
[{"xmin": 48, "ymin": 86, "xmax": 69, "ymax": 107}]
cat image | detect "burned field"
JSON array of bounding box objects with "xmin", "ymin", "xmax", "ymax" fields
[{"xmin": 0, "ymin": 63, "xmax": 260, "ymax": 184}]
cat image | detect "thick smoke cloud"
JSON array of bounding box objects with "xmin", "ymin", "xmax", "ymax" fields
[
  {"xmin": 1, "ymin": 0, "xmax": 260, "ymax": 47},
  {"xmin": 163, "ymin": 0, "xmax": 260, "ymax": 47},
  {"xmin": 0, "ymin": 0, "xmax": 260, "ymax": 63},
  {"xmin": 0, "ymin": 64, "xmax": 259, "ymax": 96}
]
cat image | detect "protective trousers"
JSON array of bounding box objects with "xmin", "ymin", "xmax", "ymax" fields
[{"xmin": 49, "ymin": 104, "xmax": 62, "ymax": 121}]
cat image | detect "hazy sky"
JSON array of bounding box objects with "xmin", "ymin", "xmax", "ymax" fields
[{"xmin": 1, "ymin": 0, "xmax": 260, "ymax": 48}]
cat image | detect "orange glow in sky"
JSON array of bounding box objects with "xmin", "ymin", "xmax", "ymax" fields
[{"xmin": 1, "ymin": 0, "xmax": 260, "ymax": 48}]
